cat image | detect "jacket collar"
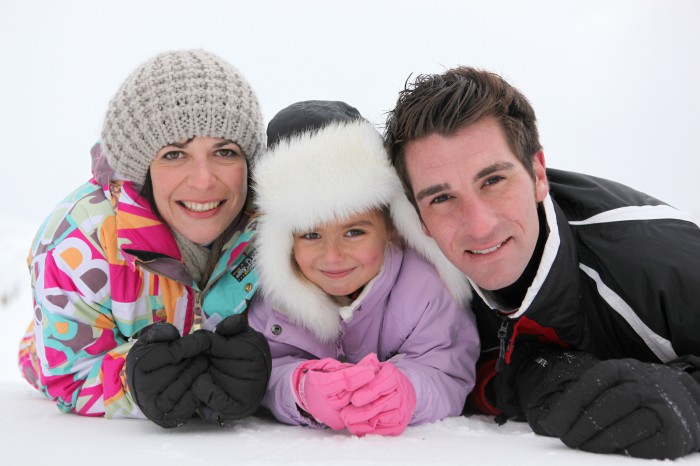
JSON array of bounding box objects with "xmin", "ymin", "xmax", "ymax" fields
[
  {"xmin": 470, "ymin": 195, "xmax": 581, "ymax": 320},
  {"xmin": 108, "ymin": 180, "xmax": 181, "ymax": 268},
  {"xmin": 338, "ymin": 243, "xmax": 403, "ymax": 323}
]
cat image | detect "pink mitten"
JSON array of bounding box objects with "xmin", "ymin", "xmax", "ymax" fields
[
  {"xmin": 340, "ymin": 356, "xmax": 417, "ymax": 436},
  {"xmin": 291, "ymin": 358, "xmax": 377, "ymax": 429}
]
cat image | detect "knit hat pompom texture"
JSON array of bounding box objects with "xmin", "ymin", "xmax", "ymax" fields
[
  {"xmin": 254, "ymin": 101, "xmax": 472, "ymax": 341},
  {"xmin": 101, "ymin": 49, "xmax": 265, "ymax": 185}
]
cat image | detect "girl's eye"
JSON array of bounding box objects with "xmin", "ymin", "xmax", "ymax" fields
[
  {"xmin": 300, "ymin": 232, "xmax": 320, "ymax": 240},
  {"xmin": 345, "ymin": 229, "xmax": 365, "ymax": 237},
  {"xmin": 429, "ymin": 194, "xmax": 452, "ymax": 205}
]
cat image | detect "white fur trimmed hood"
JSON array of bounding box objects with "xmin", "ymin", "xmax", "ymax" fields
[{"xmin": 253, "ymin": 118, "xmax": 471, "ymax": 341}]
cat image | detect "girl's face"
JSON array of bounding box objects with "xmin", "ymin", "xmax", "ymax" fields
[
  {"xmin": 293, "ymin": 210, "xmax": 392, "ymax": 297},
  {"xmin": 150, "ymin": 137, "xmax": 248, "ymax": 245}
]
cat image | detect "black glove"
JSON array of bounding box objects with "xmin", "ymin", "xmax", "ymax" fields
[
  {"xmin": 528, "ymin": 357, "xmax": 700, "ymax": 460},
  {"xmin": 518, "ymin": 349, "xmax": 598, "ymax": 433},
  {"xmin": 193, "ymin": 314, "xmax": 272, "ymax": 423},
  {"xmin": 486, "ymin": 343, "xmax": 582, "ymax": 422},
  {"xmin": 126, "ymin": 322, "xmax": 211, "ymax": 428}
]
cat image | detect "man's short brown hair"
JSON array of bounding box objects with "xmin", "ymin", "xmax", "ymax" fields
[{"xmin": 384, "ymin": 67, "xmax": 542, "ymax": 207}]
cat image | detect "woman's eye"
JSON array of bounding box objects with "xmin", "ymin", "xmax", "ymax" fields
[
  {"xmin": 429, "ymin": 194, "xmax": 451, "ymax": 205},
  {"xmin": 162, "ymin": 150, "xmax": 183, "ymax": 160},
  {"xmin": 216, "ymin": 148, "xmax": 240, "ymax": 158}
]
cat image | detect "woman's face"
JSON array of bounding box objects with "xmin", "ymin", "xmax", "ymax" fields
[
  {"xmin": 150, "ymin": 137, "xmax": 248, "ymax": 245},
  {"xmin": 292, "ymin": 210, "xmax": 391, "ymax": 297}
]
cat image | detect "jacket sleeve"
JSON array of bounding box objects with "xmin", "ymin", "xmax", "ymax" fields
[
  {"xmin": 550, "ymin": 170, "xmax": 700, "ymax": 370},
  {"xmin": 247, "ymin": 296, "xmax": 320, "ymax": 427},
  {"xmin": 26, "ymin": 194, "xmax": 144, "ymax": 419},
  {"xmin": 389, "ymin": 284, "xmax": 480, "ymax": 425}
]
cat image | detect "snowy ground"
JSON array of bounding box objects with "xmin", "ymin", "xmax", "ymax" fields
[{"xmin": 1, "ymin": 218, "xmax": 697, "ymax": 465}]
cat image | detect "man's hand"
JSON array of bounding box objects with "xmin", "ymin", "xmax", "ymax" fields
[
  {"xmin": 126, "ymin": 323, "xmax": 211, "ymax": 428},
  {"xmin": 529, "ymin": 358, "xmax": 700, "ymax": 459}
]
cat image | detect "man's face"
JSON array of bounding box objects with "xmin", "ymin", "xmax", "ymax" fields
[{"xmin": 404, "ymin": 117, "xmax": 548, "ymax": 291}]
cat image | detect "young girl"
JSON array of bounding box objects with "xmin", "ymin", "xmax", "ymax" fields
[{"xmin": 248, "ymin": 100, "xmax": 480, "ymax": 436}]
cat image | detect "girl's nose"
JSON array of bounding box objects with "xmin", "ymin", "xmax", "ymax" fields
[{"xmin": 323, "ymin": 240, "xmax": 345, "ymax": 263}]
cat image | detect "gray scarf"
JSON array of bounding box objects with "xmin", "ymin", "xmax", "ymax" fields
[
  {"xmin": 172, "ymin": 219, "xmax": 240, "ymax": 290},
  {"xmin": 172, "ymin": 229, "xmax": 212, "ymax": 290}
]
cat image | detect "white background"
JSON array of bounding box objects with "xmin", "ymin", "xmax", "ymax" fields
[
  {"xmin": 1, "ymin": 0, "xmax": 699, "ymax": 226},
  {"xmin": 1, "ymin": 1, "xmax": 699, "ymax": 463}
]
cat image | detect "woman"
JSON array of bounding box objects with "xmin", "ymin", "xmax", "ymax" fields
[
  {"xmin": 249, "ymin": 101, "xmax": 479, "ymax": 436},
  {"xmin": 18, "ymin": 49, "xmax": 271, "ymax": 428}
]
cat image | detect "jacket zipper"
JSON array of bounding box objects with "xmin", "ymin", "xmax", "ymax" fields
[
  {"xmin": 495, "ymin": 316, "xmax": 511, "ymax": 372},
  {"xmin": 193, "ymin": 290, "xmax": 203, "ymax": 331}
]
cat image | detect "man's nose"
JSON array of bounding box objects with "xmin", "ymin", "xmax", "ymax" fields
[{"xmin": 462, "ymin": 197, "xmax": 498, "ymax": 239}]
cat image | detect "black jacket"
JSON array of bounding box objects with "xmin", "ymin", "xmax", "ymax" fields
[{"xmin": 468, "ymin": 168, "xmax": 700, "ymax": 416}]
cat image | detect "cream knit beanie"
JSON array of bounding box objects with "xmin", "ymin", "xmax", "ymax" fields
[{"xmin": 101, "ymin": 49, "xmax": 265, "ymax": 185}]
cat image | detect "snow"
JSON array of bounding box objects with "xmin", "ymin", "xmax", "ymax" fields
[{"xmin": 1, "ymin": 219, "xmax": 697, "ymax": 465}]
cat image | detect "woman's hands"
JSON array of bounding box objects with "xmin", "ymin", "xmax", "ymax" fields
[{"xmin": 126, "ymin": 315, "xmax": 271, "ymax": 428}]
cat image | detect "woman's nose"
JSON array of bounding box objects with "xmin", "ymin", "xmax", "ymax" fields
[{"xmin": 187, "ymin": 159, "xmax": 216, "ymax": 190}]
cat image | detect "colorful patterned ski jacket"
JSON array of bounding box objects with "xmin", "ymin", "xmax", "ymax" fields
[{"xmin": 18, "ymin": 144, "xmax": 259, "ymax": 418}]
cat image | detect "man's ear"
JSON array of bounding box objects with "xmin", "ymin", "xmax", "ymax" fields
[{"xmin": 533, "ymin": 150, "xmax": 549, "ymax": 202}]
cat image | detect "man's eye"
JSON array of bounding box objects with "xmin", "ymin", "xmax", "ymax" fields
[
  {"xmin": 483, "ymin": 176, "xmax": 503, "ymax": 187},
  {"xmin": 429, "ymin": 194, "xmax": 451, "ymax": 205}
]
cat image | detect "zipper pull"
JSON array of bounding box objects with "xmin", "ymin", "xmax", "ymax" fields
[
  {"xmin": 495, "ymin": 317, "xmax": 510, "ymax": 372},
  {"xmin": 193, "ymin": 290, "xmax": 203, "ymax": 331}
]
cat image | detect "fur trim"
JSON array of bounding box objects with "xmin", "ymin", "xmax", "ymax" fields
[{"xmin": 253, "ymin": 120, "xmax": 471, "ymax": 341}]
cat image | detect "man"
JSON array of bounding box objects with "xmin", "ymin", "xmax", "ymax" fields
[{"xmin": 384, "ymin": 67, "xmax": 700, "ymax": 459}]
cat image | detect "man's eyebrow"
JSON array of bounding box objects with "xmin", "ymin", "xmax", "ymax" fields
[
  {"xmin": 415, "ymin": 183, "xmax": 450, "ymax": 202},
  {"xmin": 475, "ymin": 162, "xmax": 515, "ymax": 181}
]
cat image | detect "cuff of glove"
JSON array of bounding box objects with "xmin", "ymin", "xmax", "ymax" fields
[
  {"xmin": 291, "ymin": 368, "xmax": 311, "ymax": 414},
  {"xmin": 467, "ymin": 358, "xmax": 501, "ymax": 416}
]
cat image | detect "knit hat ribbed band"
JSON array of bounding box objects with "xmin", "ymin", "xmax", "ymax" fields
[{"xmin": 101, "ymin": 49, "xmax": 265, "ymax": 185}]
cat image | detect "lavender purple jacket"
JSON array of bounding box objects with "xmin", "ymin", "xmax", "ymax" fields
[{"xmin": 248, "ymin": 242, "xmax": 479, "ymax": 427}]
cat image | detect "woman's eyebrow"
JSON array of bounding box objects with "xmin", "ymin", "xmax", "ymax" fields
[{"xmin": 214, "ymin": 139, "xmax": 237, "ymax": 148}]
